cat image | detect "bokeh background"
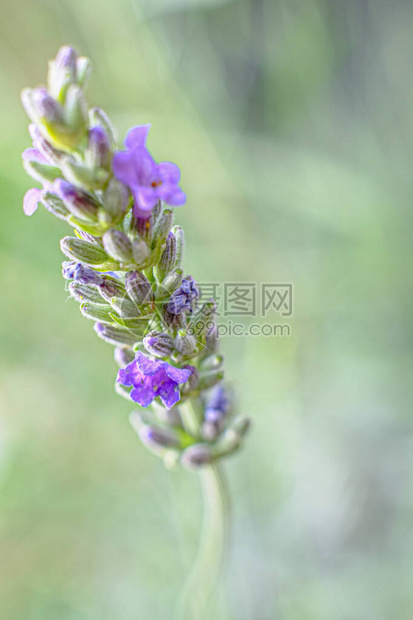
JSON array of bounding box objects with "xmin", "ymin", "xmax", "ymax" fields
[{"xmin": 1, "ymin": 0, "xmax": 413, "ymax": 618}]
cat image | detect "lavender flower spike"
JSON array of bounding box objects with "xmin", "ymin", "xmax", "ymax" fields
[
  {"xmin": 112, "ymin": 125, "xmax": 186, "ymax": 217},
  {"xmin": 117, "ymin": 351, "xmax": 191, "ymax": 409}
]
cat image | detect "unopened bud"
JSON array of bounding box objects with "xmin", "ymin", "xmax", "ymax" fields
[
  {"xmin": 69, "ymin": 281, "xmax": 105, "ymax": 304},
  {"xmin": 230, "ymin": 416, "xmax": 251, "ymax": 438},
  {"xmin": 109, "ymin": 297, "xmax": 142, "ymax": 319},
  {"xmin": 131, "ymin": 238, "xmax": 150, "ymax": 266},
  {"xmin": 154, "ymin": 232, "xmax": 176, "ymax": 282},
  {"xmin": 98, "ymin": 278, "xmax": 126, "ymax": 301},
  {"xmin": 161, "ymin": 269, "xmax": 183, "ymax": 295},
  {"xmin": 200, "ymin": 354, "xmax": 224, "ymax": 371},
  {"xmin": 22, "ymin": 149, "xmax": 61, "ymax": 184},
  {"xmin": 181, "ymin": 444, "xmax": 214, "ymax": 469},
  {"xmin": 63, "ymin": 84, "xmax": 87, "ymax": 137},
  {"xmin": 143, "ymin": 331, "xmax": 175, "ymax": 358},
  {"xmin": 41, "ymin": 190, "xmax": 70, "ymax": 220},
  {"xmin": 76, "ymin": 56, "xmax": 92, "ymax": 88},
  {"xmin": 114, "ymin": 347, "xmax": 134, "ymax": 368},
  {"xmin": 175, "ymin": 329, "xmax": 197, "ymax": 357},
  {"xmin": 101, "ymin": 179, "xmax": 128, "ymax": 222},
  {"xmin": 125, "ymin": 271, "xmax": 153, "ymax": 305},
  {"xmin": 171, "ymin": 226, "xmax": 184, "ymax": 270},
  {"xmin": 86, "ymin": 126, "xmax": 112, "ymax": 171},
  {"xmin": 48, "ymin": 46, "xmax": 77, "ymax": 101},
  {"xmin": 80, "ymin": 302, "xmax": 113, "ymax": 323},
  {"xmin": 102, "ymin": 229, "xmax": 133, "ymax": 263},
  {"xmin": 62, "ymin": 261, "xmax": 103, "ymax": 285},
  {"xmin": 89, "ymin": 107, "xmax": 117, "ymax": 147},
  {"xmin": 153, "ymin": 208, "xmax": 173, "ymax": 242},
  {"xmin": 94, "ymin": 322, "xmax": 140, "ymax": 347},
  {"xmin": 197, "ymin": 370, "xmax": 224, "ymax": 392},
  {"xmin": 60, "ymin": 236, "xmax": 110, "ymax": 266},
  {"xmin": 55, "ymin": 179, "xmax": 99, "ymax": 220}
]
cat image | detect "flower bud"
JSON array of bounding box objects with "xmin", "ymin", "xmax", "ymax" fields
[
  {"xmin": 62, "ymin": 261, "xmax": 103, "ymax": 285},
  {"xmin": 55, "ymin": 180, "xmax": 99, "ymax": 220},
  {"xmin": 114, "ymin": 347, "xmax": 134, "ymax": 368},
  {"xmin": 86, "ymin": 126, "xmax": 112, "ymax": 171},
  {"xmin": 101, "ymin": 179, "xmax": 128, "ymax": 222},
  {"xmin": 143, "ymin": 331, "xmax": 175, "ymax": 358},
  {"xmin": 29, "ymin": 124, "xmax": 62, "ymax": 166},
  {"xmin": 229, "ymin": 416, "xmax": 251, "ymax": 438},
  {"xmin": 21, "ymin": 88, "xmax": 63, "ymax": 128},
  {"xmin": 69, "ymin": 281, "xmax": 105, "ymax": 304},
  {"xmin": 171, "ymin": 226, "xmax": 184, "ymax": 270},
  {"xmin": 154, "ymin": 232, "xmax": 176, "ymax": 283},
  {"xmin": 94, "ymin": 322, "xmax": 140, "ymax": 347},
  {"xmin": 181, "ymin": 444, "xmax": 214, "ymax": 469},
  {"xmin": 213, "ymin": 428, "xmax": 242, "ymax": 457},
  {"xmin": 98, "ymin": 277, "xmax": 126, "ymax": 299},
  {"xmin": 161, "ymin": 269, "xmax": 183, "ymax": 295},
  {"xmin": 102, "ymin": 229, "xmax": 133, "ymax": 263},
  {"xmin": 134, "ymin": 215, "xmax": 153, "ymax": 244},
  {"xmin": 76, "ymin": 56, "xmax": 92, "ymax": 88},
  {"xmin": 62, "ymin": 159, "xmax": 108, "ymax": 192},
  {"xmin": 22, "ymin": 148, "xmax": 61, "ymax": 184},
  {"xmin": 130, "ymin": 413, "xmax": 181, "ymax": 455},
  {"xmin": 48, "ymin": 46, "xmax": 77, "ymax": 101},
  {"xmin": 41, "ymin": 190, "xmax": 70, "ymax": 220},
  {"xmin": 125, "ymin": 271, "xmax": 153, "ymax": 305},
  {"xmin": 153, "ymin": 208, "xmax": 173, "ymax": 242},
  {"xmin": 167, "ymin": 277, "xmax": 199, "ymax": 315},
  {"xmin": 175, "ymin": 329, "xmax": 197, "ymax": 357},
  {"xmin": 197, "ymin": 370, "xmax": 224, "ymax": 392},
  {"xmin": 131, "ymin": 238, "xmax": 150, "ymax": 266},
  {"xmin": 200, "ymin": 354, "xmax": 224, "ymax": 371},
  {"xmin": 109, "ymin": 297, "xmax": 142, "ymax": 319},
  {"xmin": 89, "ymin": 107, "xmax": 117, "ymax": 147},
  {"xmin": 60, "ymin": 236, "xmax": 111, "ymax": 266},
  {"xmin": 63, "ymin": 84, "xmax": 87, "ymax": 138},
  {"xmin": 80, "ymin": 302, "xmax": 114, "ymax": 323}
]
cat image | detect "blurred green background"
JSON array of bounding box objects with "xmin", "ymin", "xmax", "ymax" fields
[{"xmin": 1, "ymin": 0, "xmax": 413, "ymax": 618}]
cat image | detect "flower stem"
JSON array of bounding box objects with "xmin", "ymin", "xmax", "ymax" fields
[{"xmin": 176, "ymin": 462, "xmax": 230, "ymax": 619}]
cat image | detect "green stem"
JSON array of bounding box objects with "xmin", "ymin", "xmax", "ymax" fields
[{"xmin": 176, "ymin": 463, "xmax": 230, "ymax": 620}]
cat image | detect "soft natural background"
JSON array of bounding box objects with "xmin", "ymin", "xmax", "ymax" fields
[{"xmin": 1, "ymin": 1, "xmax": 412, "ymax": 618}]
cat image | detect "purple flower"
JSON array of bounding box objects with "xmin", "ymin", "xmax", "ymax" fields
[
  {"xmin": 117, "ymin": 351, "xmax": 191, "ymax": 409},
  {"xmin": 167, "ymin": 277, "xmax": 199, "ymax": 314},
  {"xmin": 62, "ymin": 261, "xmax": 103, "ymax": 285},
  {"xmin": 112, "ymin": 125, "xmax": 186, "ymax": 217}
]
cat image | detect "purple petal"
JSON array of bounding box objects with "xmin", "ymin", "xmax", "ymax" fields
[
  {"xmin": 135, "ymin": 351, "xmax": 164, "ymax": 376},
  {"xmin": 158, "ymin": 161, "xmax": 181, "ymax": 184},
  {"xmin": 133, "ymin": 148, "xmax": 158, "ymax": 186},
  {"xmin": 157, "ymin": 381, "xmax": 181, "ymax": 409},
  {"xmin": 130, "ymin": 384, "xmax": 156, "ymax": 407},
  {"xmin": 165, "ymin": 364, "xmax": 191, "ymax": 384},
  {"xmin": 157, "ymin": 184, "xmax": 186, "ymax": 206},
  {"xmin": 124, "ymin": 124, "xmax": 151, "ymax": 150},
  {"xmin": 112, "ymin": 150, "xmax": 138, "ymax": 186},
  {"xmin": 23, "ymin": 188, "xmax": 41, "ymax": 216},
  {"xmin": 22, "ymin": 148, "xmax": 48, "ymax": 165},
  {"xmin": 117, "ymin": 361, "xmax": 143, "ymax": 386},
  {"xmin": 134, "ymin": 186, "xmax": 158, "ymax": 212}
]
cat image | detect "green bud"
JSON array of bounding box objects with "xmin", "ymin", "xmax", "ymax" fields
[
  {"xmin": 41, "ymin": 191, "xmax": 70, "ymax": 220},
  {"xmin": 131, "ymin": 238, "xmax": 150, "ymax": 266},
  {"xmin": 69, "ymin": 281, "xmax": 105, "ymax": 304},
  {"xmin": 229, "ymin": 416, "xmax": 251, "ymax": 438},
  {"xmin": 99, "ymin": 278, "xmax": 126, "ymax": 302},
  {"xmin": 125, "ymin": 271, "xmax": 153, "ymax": 305},
  {"xmin": 102, "ymin": 229, "xmax": 133, "ymax": 263},
  {"xmin": 60, "ymin": 236, "xmax": 111, "ymax": 266},
  {"xmin": 94, "ymin": 322, "xmax": 140, "ymax": 347},
  {"xmin": 175, "ymin": 329, "xmax": 197, "ymax": 357},
  {"xmin": 109, "ymin": 297, "xmax": 142, "ymax": 319},
  {"xmin": 48, "ymin": 46, "xmax": 77, "ymax": 102},
  {"xmin": 76, "ymin": 56, "xmax": 92, "ymax": 88},
  {"xmin": 63, "ymin": 84, "xmax": 87, "ymax": 138},
  {"xmin": 181, "ymin": 444, "xmax": 214, "ymax": 469},
  {"xmin": 101, "ymin": 179, "xmax": 128, "ymax": 222},
  {"xmin": 61, "ymin": 159, "xmax": 109, "ymax": 192},
  {"xmin": 152, "ymin": 209, "xmax": 173, "ymax": 243},
  {"xmin": 197, "ymin": 370, "xmax": 224, "ymax": 392},
  {"xmin": 154, "ymin": 233, "xmax": 176, "ymax": 283},
  {"xmin": 23, "ymin": 160, "xmax": 61, "ymax": 185},
  {"xmin": 171, "ymin": 226, "xmax": 184, "ymax": 270},
  {"xmin": 161, "ymin": 269, "xmax": 184, "ymax": 295},
  {"xmin": 200, "ymin": 354, "xmax": 224, "ymax": 371},
  {"xmin": 89, "ymin": 107, "xmax": 117, "ymax": 148},
  {"xmin": 213, "ymin": 428, "xmax": 242, "ymax": 458},
  {"xmin": 80, "ymin": 302, "xmax": 114, "ymax": 323}
]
